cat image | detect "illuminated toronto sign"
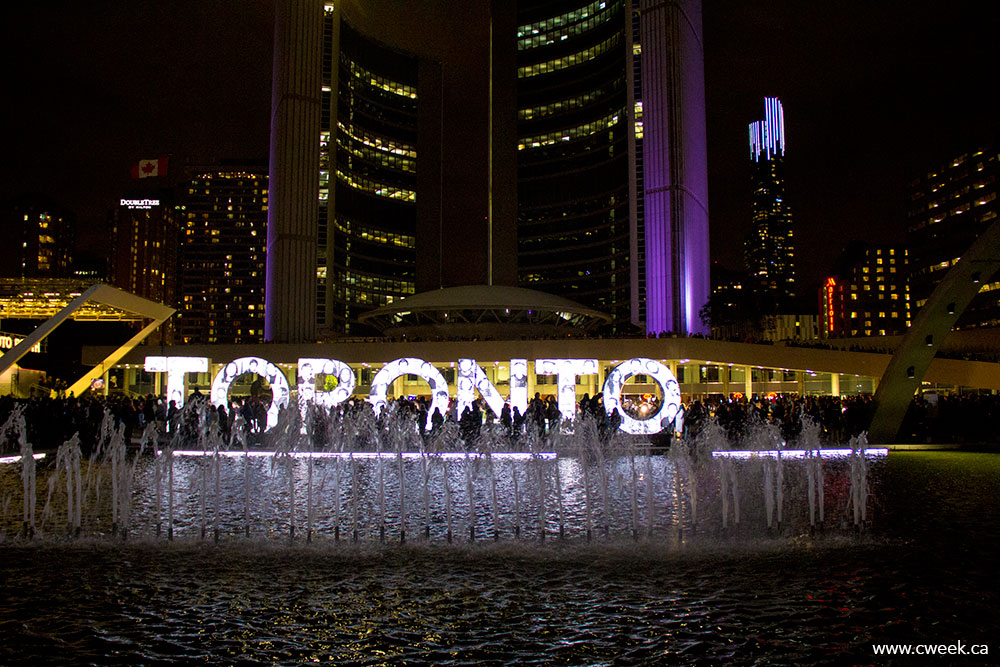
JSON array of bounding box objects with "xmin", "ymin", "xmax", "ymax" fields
[
  {"xmin": 0, "ymin": 332, "xmax": 41, "ymax": 354},
  {"xmin": 145, "ymin": 356, "xmax": 683, "ymax": 435}
]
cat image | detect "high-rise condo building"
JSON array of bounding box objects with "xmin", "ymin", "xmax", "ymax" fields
[
  {"xmin": 906, "ymin": 147, "xmax": 1000, "ymax": 329},
  {"xmin": 178, "ymin": 163, "xmax": 268, "ymax": 344}
]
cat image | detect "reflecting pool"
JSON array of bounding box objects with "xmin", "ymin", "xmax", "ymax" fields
[{"xmin": 2, "ymin": 451, "xmax": 997, "ymax": 665}]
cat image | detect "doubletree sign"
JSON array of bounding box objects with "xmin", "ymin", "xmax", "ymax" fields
[
  {"xmin": 120, "ymin": 198, "xmax": 160, "ymax": 209},
  {"xmin": 145, "ymin": 356, "xmax": 683, "ymax": 436}
]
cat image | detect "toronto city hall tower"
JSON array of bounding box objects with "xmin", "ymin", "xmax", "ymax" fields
[{"xmin": 266, "ymin": 0, "xmax": 710, "ymax": 343}]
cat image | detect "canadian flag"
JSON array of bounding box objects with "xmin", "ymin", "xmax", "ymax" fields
[{"xmin": 131, "ymin": 157, "xmax": 168, "ymax": 179}]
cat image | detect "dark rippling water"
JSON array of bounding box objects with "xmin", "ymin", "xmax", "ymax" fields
[{"xmin": 2, "ymin": 451, "xmax": 998, "ymax": 665}]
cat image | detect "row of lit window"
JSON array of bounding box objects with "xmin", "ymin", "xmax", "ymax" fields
[
  {"xmin": 357, "ymin": 227, "xmax": 415, "ymax": 249},
  {"xmin": 346, "ymin": 59, "xmax": 417, "ymax": 100},
  {"xmin": 909, "ymin": 208, "xmax": 996, "ymax": 232},
  {"xmin": 520, "ymin": 229, "xmax": 620, "ymax": 247},
  {"xmin": 517, "ymin": 33, "xmax": 621, "ymax": 79},
  {"xmin": 861, "ymin": 267, "xmax": 899, "ymax": 276},
  {"xmin": 975, "ymin": 281, "xmax": 1000, "ymax": 294},
  {"xmin": 518, "ymin": 111, "xmax": 620, "ymax": 150},
  {"xmin": 926, "ymin": 257, "xmax": 963, "ymax": 273},
  {"xmin": 849, "ymin": 311, "xmax": 906, "ymax": 319},
  {"xmin": 850, "ymin": 329, "xmax": 905, "ymax": 336},
  {"xmin": 517, "ymin": 0, "xmax": 608, "ymax": 39},
  {"xmin": 849, "ymin": 290, "xmax": 907, "ymax": 300},
  {"xmin": 517, "ymin": 1, "xmax": 616, "ymax": 50},
  {"xmin": 337, "ymin": 134, "xmax": 415, "ymax": 173},
  {"xmin": 926, "ymin": 190, "xmax": 995, "ymax": 211},
  {"xmin": 332, "ymin": 217, "xmax": 415, "ymax": 250},
  {"xmin": 866, "ymin": 247, "xmax": 903, "ymax": 257},
  {"xmin": 334, "ymin": 169, "xmax": 416, "ymax": 202},
  {"xmin": 338, "ymin": 271, "xmax": 414, "ymax": 294},
  {"xmin": 858, "ymin": 283, "xmax": 905, "ymax": 293},
  {"xmin": 190, "ymin": 172, "xmax": 265, "ymax": 181},
  {"xmin": 335, "ymin": 287, "xmax": 405, "ymax": 307},
  {"xmin": 923, "ymin": 151, "xmax": 993, "ymax": 178},
  {"xmin": 518, "ymin": 85, "xmax": 614, "ymax": 121},
  {"xmin": 915, "ymin": 174, "xmax": 995, "ymax": 199},
  {"xmin": 333, "ymin": 123, "xmax": 416, "ymax": 159}
]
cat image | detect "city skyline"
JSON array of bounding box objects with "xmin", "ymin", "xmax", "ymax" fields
[{"xmin": 3, "ymin": 1, "xmax": 997, "ymax": 298}]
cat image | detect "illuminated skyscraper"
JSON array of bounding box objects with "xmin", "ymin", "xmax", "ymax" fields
[
  {"xmin": 269, "ymin": 0, "xmax": 499, "ymax": 341},
  {"xmin": 744, "ymin": 97, "xmax": 795, "ymax": 310},
  {"xmin": 319, "ymin": 18, "xmax": 420, "ymax": 336}
]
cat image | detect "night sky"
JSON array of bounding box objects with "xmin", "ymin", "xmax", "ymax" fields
[{"xmin": 3, "ymin": 1, "xmax": 997, "ymax": 295}]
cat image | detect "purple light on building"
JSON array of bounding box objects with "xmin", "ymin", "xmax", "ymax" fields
[{"xmin": 640, "ymin": 0, "xmax": 710, "ymax": 335}]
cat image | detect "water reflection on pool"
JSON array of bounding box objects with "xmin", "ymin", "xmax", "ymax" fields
[{"xmin": 1, "ymin": 451, "xmax": 998, "ymax": 665}]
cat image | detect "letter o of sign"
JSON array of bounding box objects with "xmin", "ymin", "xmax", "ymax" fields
[
  {"xmin": 211, "ymin": 357, "xmax": 291, "ymax": 431},
  {"xmin": 602, "ymin": 358, "xmax": 681, "ymax": 435},
  {"xmin": 368, "ymin": 358, "xmax": 449, "ymax": 430}
]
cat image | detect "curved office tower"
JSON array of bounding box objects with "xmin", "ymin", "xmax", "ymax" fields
[
  {"xmin": 322, "ymin": 19, "xmax": 418, "ymax": 337},
  {"xmin": 268, "ymin": 1, "xmax": 420, "ymax": 340},
  {"xmin": 516, "ymin": 0, "xmax": 633, "ymax": 333},
  {"xmin": 268, "ymin": 0, "xmax": 492, "ymax": 340},
  {"xmin": 516, "ymin": 0, "xmax": 709, "ymax": 335}
]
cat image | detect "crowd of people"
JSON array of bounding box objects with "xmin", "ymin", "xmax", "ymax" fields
[{"xmin": 2, "ymin": 388, "xmax": 999, "ymax": 456}]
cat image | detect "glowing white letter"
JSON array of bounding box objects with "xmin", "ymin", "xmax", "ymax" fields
[
  {"xmin": 210, "ymin": 357, "xmax": 291, "ymax": 431},
  {"xmin": 602, "ymin": 358, "xmax": 681, "ymax": 435},
  {"xmin": 456, "ymin": 359, "xmax": 505, "ymax": 418},
  {"xmin": 534, "ymin": 358, "xmax": 598, "ymax": 420},
  {"xmin": 297, "ymin": 358, "xmax": 356, "ymax": 421},
  {"xmin": 145, "ymin": 356, "xmax": 209, "ymax": 409},
  {"xmin": 509, "ymin": 359, "xmax": 528, "ymax": 416},
  {"xmin": 368, "ymin": 358, "xmax": 449, "ymax": 429}
]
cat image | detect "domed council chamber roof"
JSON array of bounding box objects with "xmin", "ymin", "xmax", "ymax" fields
[{"xmin": 358, "ymin": 285, "xmax": 611, "ymax": 339}]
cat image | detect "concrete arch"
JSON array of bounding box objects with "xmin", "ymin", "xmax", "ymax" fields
[{"xmin": 869, "ymin": 220, "xmax": 1000, "ymax": 443}]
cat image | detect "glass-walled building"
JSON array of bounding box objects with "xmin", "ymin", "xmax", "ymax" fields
[
  {"xmin": 108, "ymin": 193, "xmax": 179, "ymax": 344},
  {"xmin": 516, "ymin": 0, "xmax": 633, "ymax": 333},
  {"xmin": 821, "ymin": 244, "xmax": 911, "ymax": 338},
  {"xmin": 321, "ymin": 17, "xmax": 418, "ymax": 336},
  {"xmin": 1, "ymin": 195, "xmax": 75, "ymax": 279},
  {"xmin": 515, "ymin": 0, "xmax": 709, "ymax": 336}
]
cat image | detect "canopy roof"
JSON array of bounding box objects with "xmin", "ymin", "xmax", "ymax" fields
[{"xmin": 358, "ymin": 285, "xmax": 612, "ymax": 339}]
